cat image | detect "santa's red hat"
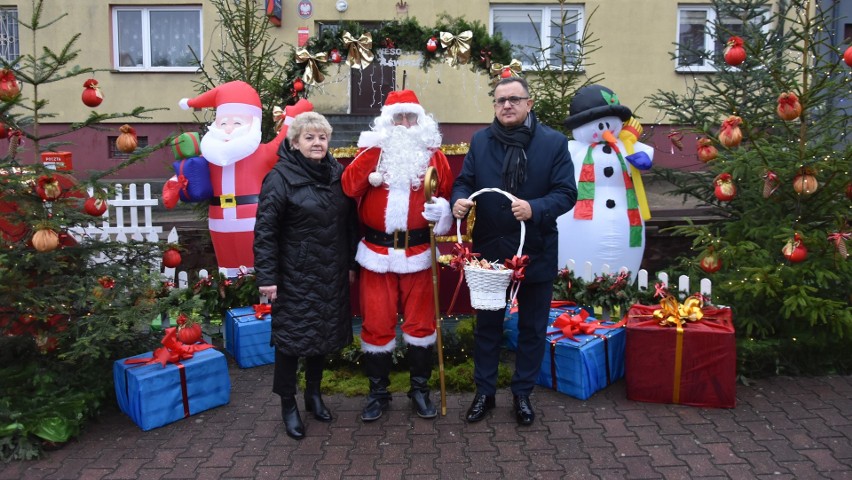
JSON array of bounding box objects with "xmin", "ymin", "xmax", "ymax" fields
[
  {"xmin": 381, "ymin": 89, "xmax": 426, "ymax": 119},
  {"xmin": 178, "ymin": 81, "xmax": 262, "ymax": 119}
]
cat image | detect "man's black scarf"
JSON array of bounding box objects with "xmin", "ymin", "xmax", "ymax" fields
[{"xmin": 489, "ymin": 111, "xmax": 536, "ymax": 194}]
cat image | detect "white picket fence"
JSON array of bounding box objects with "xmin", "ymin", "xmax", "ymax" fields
[{"xmin": 562, "ymin": 259, "xmax": 712, "ymax": 298}]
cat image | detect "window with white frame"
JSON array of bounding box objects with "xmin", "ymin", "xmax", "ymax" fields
[
  {"xmin": 491, "ymin": 4, "xmax": 584, "ymax": 69},
  {"xmin": 112, "ymin": 6, "xmax": 202, "ymax": 71},
  {"xmin": 0, "ymin": 7, "xmax": 19, "ymax": 63},
  {"xmin": 676, "ymin": 5, "xmax": 766, "ymax": 72}
]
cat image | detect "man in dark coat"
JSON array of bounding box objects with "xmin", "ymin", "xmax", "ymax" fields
[{"xmin": 451, "ymin": 77, "xmax": 577, "ymax": 426}]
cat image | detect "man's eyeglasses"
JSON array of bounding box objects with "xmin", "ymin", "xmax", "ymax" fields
[
  {"xmin": 493, "ymin": 96, "xmax": 529, "ymax": 106},
  {"xmin": 393, "ymin": 112, "xmax": 419, "ymax": 123}
]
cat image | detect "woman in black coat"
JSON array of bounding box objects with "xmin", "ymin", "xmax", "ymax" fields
[{"xmin": 253, "ymin": 112, "xmax": 359, "ymax": 440}]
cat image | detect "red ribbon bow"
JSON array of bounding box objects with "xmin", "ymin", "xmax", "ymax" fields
[
  {"xmin": 253, "ymin": 303, "xmax": 272, "ymax": 319},
  {"xmin": 504, "ymin": 254, "xmax": 529, "ymax": 282},
  {"xmin": 547, "ymin": 310, "xmax": 597, "ymax": 342},
  {"xmin": 124, "ymin": 327, "xmax": 212, "ymax": 367},
  {"xmin": 449, "ymin": 242, "xmax": 478, "ymax": 270}
]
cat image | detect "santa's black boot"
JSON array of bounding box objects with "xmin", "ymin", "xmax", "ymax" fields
[
  {"xmin": 407, "ymin": 345, "xmax": 438, "ymax": 419},
  {"xmin": 360, "ymin": 352, "xmax": 393, "ymax": 422}
]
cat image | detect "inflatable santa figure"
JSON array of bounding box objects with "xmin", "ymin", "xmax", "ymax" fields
[
  {"xmin": 557, "ymin": 85, "xmax": 653, "ymax": 279},
  {"xmin": 177, "ymin": 81, "xmax": 312, "ymax": 276},
  {"xmin": 341, "ymin": 89, "xmax": 454, "ymax": 421}
]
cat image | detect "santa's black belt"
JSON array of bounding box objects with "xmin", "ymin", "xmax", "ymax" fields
[
  {"xmin": 210, "ymin": 194, "xmax": 259, "ymax": 208},
  {"xmin": 364, "ymin": 226, "xmax": 430, "ymax": 249}
]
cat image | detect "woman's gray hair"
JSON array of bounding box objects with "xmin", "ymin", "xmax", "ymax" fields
[{"xmin": 286, "ymin": 111, "xmax": 333, "ymax": 143}]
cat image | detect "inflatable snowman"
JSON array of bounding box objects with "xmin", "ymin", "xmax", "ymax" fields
[{"xmin": 557, "ymin": 85, "xmax": 653, "ymax": 279}]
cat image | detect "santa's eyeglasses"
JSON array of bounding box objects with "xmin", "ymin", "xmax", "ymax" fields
[{"xmin": 392, "ymin": 112, "xmax": 419, "ymax": 123}]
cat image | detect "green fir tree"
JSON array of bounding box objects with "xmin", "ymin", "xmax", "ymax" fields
[{"xmin": 649, "ymin": 0, "xmax": 851, "ymax": 374}]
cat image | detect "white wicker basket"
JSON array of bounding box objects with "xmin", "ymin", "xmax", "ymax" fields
[{"xmin": 456, "ymin": 188, "xmax": 526, "ymax": 311}]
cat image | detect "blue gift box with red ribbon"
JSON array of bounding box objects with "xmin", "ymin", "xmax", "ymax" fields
[
  {"xmin": 504, "ymin": 301, "xmax": 580, "ymax": 351},
  {"xmin": 225, "ymin": 306, "xmax": 275, "ymax": 368},
  {"xmin": 535, "ymin": 309, "xmax": 626, "ymax": 400},
  {"xmin": 113, "ymin": 348, "xmax": 230, "ymax": 431}
]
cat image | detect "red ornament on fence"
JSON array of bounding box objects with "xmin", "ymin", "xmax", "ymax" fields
[{"xmin": 162, "ymin": 247, "xmax": 182, "ymax": 268}]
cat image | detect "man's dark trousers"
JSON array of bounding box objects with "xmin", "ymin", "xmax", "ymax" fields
[{"xmin": 472, "ymin": 280, "xmax": 554, "ymax": 395}]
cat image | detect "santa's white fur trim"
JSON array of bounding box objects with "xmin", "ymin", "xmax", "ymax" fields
[
  {"xmin": 215, "ymin": 102, "xmax": 262, "ymax": 119},
  {"xmin": 179, "ymin": 98, "xmax": 190, "ymax": 110},
  {"xmin": 355, "ymin": 244, "xmax": 431, "ymax": 274},
  {"xmin": 430, "ymin": 197, "xmax": 453, "ymax": 236},
  {"xmin": 404, "ymin": 332, "xmax": 437, "ymax": 347},
  {"xmin": 361, "ymin": 338, "xmax": 396, "ymax": 353},
  {"xmin": 381, "ymin": 103, "xmax": 426, "ymax": 120}
]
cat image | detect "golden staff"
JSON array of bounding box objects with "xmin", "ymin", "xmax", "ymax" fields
[{"xmin": 423, "ymin": 166, "xmax": 447, "ymax": 416}]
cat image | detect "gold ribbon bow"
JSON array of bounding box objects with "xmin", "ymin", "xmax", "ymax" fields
[
  {"xmin": 295, "ymin": 48, "xmax": 327, "ymax": 85},
  {"xmin": 342, "ymin": 31, "xmax": 374, "ymax": 70},
  {"xmin": 490, "ymin": 59, "xmax": 523, "ymax": 78},
  {"xmin": 439, "ymin": 30, "xmax": 473, "ymax": 67},
  {"xmin": 654, "ymin": 295, "xmax": 704, "ymax": 328}
]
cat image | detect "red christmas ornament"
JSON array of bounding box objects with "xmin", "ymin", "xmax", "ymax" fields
[
  {"xmin": 176, "ymin": 313, "xmax": 202, "ymax": 344},
  {"xmin": 293, "ymin": 78, "xmax": 305, "ymax": 93},
  {"xmin": 724, "ymin": 36, "xmax": 746, "ymax": 66},
  {"xmin": 330, "ymin": 49, "xmax": 342, "ymax": 64},
  {"xmin": 81, "ymin": 78, "xmax": 103, "ymax": 107},
  {"xmin": 699, "ymin": 250, "xmax": 722, "ymax": 273},
  {"xmin": 84, "ymin": 196, "xmax": 108, "ymax": 217},
  {"xmin": 713, "ymin": 173, "xmax": 737, "ymax": 202},
  {"xmin": 696, "ymin": 137, "xmax": 718, "ymax": 163},
  {"xmin": 500, "ymin": 67, "xmax": 512, "ymax": 79},
  {"xmin": 782, "ymin": 233, "xmax": 807, "ymax": 263},
  {"xmin": 776, "ymin": 92, "xmax": 802, "ymax": 121},
  {"xmin": 718, "ymin": 115, "xmax": 743, "ymax": 148},
  {"xmin": 426, "ymin": 37, "xmax": 438, "ymax": 53},
  {"xmin": 162, "ymin": 247, "xmax": 182, "ymax": 268},
  {"xmin": 844, "ymin": 45, "xmax": 852, "ymax": 67},
  {"xmin": 0, "ymin": 69, "xmax": 21, "ymax": 101},
  {"xmin": 846, "ymin": 182, "xmax": 852, "ymax": 200},
  {"xmin": 35, "ymin": 175, "xmax": 62, "ymax": 201}
]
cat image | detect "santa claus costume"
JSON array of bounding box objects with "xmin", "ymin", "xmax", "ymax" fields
[
  {"xmin": 179, "ymin": 81, "xmax": 312, "ymax": 277},
  {"xmin": 341, "ymin": 90, "xmax": 453, "ymax": 421}
]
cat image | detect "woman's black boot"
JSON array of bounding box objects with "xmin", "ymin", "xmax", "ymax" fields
[
  {"xmin": 280, "ymin": 396, "xmax": 305, "ymax": 440},
  {"xmin": 304, "ymin": 381, "xmax": 332, "ymax": 422}
]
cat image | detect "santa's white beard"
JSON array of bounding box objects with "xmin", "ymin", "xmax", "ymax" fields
[
  {"xmin": 201, "ymin": 119, "xmax": 263, "ymax": 166},
  {"xmin": 378, "ymin": 125, "xmax": 433, "ymax": 189}
]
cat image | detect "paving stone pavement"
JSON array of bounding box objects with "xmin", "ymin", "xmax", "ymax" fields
[{"xmin": 2, "ymin": 358, "xmax": 850, "ymax": 480}]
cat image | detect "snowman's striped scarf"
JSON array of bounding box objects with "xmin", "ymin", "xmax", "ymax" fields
[{"xmin": 573, "ymin": 142, "xmax": 643, "ymax": 247}]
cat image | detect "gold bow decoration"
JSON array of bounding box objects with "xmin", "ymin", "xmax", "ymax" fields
[
  {"xmin": 653, "ymin": 295, "xmax": 704, "ymax": 327},
  {"xmin": 342, "ymin": 31, "xmax": 374, "ymax": 70},
  {"xmin": 295, "ymin": 48, "xmax": 327, "ymax": 85},
  {"xmin": 490, "ymin": 59, "xmax": 523, "ymax": 78},
  {"xmin": 439, "ymin": 30, "xmax": 473, "ymax": 67}
]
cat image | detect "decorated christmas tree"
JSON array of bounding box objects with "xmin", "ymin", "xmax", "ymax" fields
[
  {"xmin": 0, "ymin": 1, "xmax": 170, "ymax": 460},
  {"xmin": 649, "ymin": 0, "xmax": 851, "ymax": 374}
]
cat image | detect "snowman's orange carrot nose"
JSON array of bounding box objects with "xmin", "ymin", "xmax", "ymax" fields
[{"xmin": 602, "ymin": 130, "xmax": 617, "ymax": 144}]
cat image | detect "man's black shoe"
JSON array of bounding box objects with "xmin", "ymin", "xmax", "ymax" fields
[
  {"xmin": 513, "ymin": 395, "xmax": 535, "ymax": 426},
  {"xmin": 465, "ymin": 393, "xmax": 495, "ymax": 423}
]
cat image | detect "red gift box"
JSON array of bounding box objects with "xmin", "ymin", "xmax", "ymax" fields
[{"xmin": 625, "ymin": 301, "xmax": 736, "ymax": 408}]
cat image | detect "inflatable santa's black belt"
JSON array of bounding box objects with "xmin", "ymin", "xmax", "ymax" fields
[
  {"xmin": 364, "ymin": 226, "xmax": 430, "ymax": 249},
  {"xmin": 210, "ymin": 194, "xmax": 259, "ymax": 208}
]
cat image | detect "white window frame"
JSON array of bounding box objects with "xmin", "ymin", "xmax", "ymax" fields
[
  {"xmin": 675, "ymin": 5, "xmax": 769, "ymax": 73},
  {"xmin": 490, "ymin": 4, "xmax": 585, "ymax": 71},
  {"xmin": 111, "ymin": 6, "xmax": 202, "ymax": 72},
  {"xmin": 0, "ymin": 7, "xmax": 19, "ymax": 64}
]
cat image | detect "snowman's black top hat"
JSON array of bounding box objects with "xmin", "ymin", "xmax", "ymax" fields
[{"xmin": 563, "ymin": 85, "xmax": 633, "ymax": 131}]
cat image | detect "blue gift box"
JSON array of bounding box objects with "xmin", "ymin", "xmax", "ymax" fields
[
  {"xmin": 113, "ymin": 348, "xmax": 230, "ymax": 431},
  {"xmin": 225, "ymin": 306, "xmax": 275, "ymax": 368},
  {"xmin": 536, "ymin": 316, "xmax": 626, "ymax": 400},
  {"xmin": 504, "ymin": 303, "xmax": 581, "ymax": 351}
]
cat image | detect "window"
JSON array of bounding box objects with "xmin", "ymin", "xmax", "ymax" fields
[
  {"xmin": 112, "ymin": 6, "xmax": 202, "ymax": 71},
  {"xmin": 109, "ymin": 136, "xmax": 149, "ymax": 158},
  {"xmin": 491, "ymin": 4, "xmax": 584, "ymax": 69},
  {"xmin": 0, "ymin": 7, "xmax": 19, "ymax": 63},
  {"xmin": 676, "ymin": 5, "xmax": 767, "ymax": 72}
]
